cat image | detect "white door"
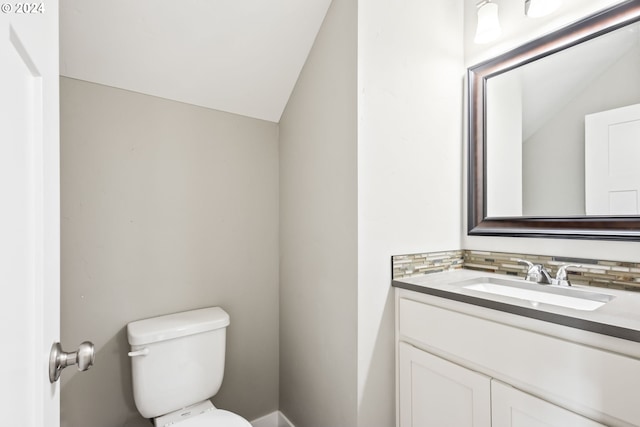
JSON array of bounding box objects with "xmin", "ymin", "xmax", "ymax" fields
[
  {"xmin": 398, "ymin": 342, "xmax": 491, "ymax": 427},
  {"xmin": 585, "ymin": 103, "xmax": 640, "ymax": 215},
  {"xmin": 0, "ymin": 2, "xmax": 60, "ymax": 426},
  {"xmin": 492, "ymin": 380, "xmax": 605, "ymax": 427}
]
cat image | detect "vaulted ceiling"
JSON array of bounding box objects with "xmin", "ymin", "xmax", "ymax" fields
[{"xmin": 60, "ymin": 0, "xmax": 332, "ymax": 122}]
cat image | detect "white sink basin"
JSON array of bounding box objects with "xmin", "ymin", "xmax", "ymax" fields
[{"xmin": 456, "ymin": 277, "xmax": 615, "ymax": 311}]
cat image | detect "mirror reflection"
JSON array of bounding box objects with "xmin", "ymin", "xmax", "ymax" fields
[{"xmin": 486, "ymin": 21, "xmax": 640, "ymax": 218}]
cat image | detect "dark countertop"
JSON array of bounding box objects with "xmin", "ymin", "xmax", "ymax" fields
[{"xmin": 393, "ymin": 269, "xmax": 640, "ymax": 343}]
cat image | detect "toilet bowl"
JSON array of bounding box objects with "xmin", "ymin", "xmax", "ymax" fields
[{"xmin": 127, "ymin": 307, "xmax": 251, "ymax": 427}]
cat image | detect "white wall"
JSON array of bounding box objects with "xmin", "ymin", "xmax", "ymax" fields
[
  {"xmin": 463, "ymin": 0, "xmax": 640, "ymax": 260},
  {"xmin": 487, "ymin": 71, "xmax": 523, "ymax": 217},
  {"xmin": 60, "ymin": 77, "xmax": 280, "ymax": 427},
  {"xmin": 278, "ymin": 0, "xmax": 358, "ymax": 425},
  {"xmin": 357, "ymin": 1, "xmax": 464, "ymax": 425}
]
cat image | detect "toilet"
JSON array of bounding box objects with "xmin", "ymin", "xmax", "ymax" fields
[{"xmin": 127, "ymin": 307, "xmax": 252, "ymax": 427}]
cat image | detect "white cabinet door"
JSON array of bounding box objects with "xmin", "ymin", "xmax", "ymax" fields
[
  {"xmin": 398, "ymin": 342, "xmax": 491, "ymax": 427},
  {"xmin": 492, "ymin": 381, "xmax": 605, "ymax": 427}
]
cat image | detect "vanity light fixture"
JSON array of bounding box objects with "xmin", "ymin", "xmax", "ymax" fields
[
  {"xmin": 525, "ymin": 0, "xmax": 562, "ymax": 18},
  {"xmin": 474, "ymin": 0, "xmax": 502, "ymax": 44}
]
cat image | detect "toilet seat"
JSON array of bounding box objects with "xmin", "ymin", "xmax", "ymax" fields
[
  {"xmin": 153, "ymin": 401, "xmax": 251, "ymax": 427},
  {"xmin": 174, "ymin": 409, "xmax": 252, "ymax": 427}
]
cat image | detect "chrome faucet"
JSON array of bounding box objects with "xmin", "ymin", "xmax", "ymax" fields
[
  {"xmin": 516, "ymin": 259, "xmax": 582, "ymax": 286},
  {"xmin": 516, "ymin": 259, "xmax": 552, "ymax": 284}
]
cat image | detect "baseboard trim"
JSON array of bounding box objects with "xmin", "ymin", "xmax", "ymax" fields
[
  {"xmin": 278, "ymin": 411, "xmax": 295, "ymax": 427},
  {"xmin": 250, "ymin": 410, "xmax": 295, "ymax": 427}
]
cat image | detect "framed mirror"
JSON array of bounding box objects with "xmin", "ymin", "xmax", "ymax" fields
[{"xmin": 468, "ymin": 0, "xmax": 640, "ymax": 240}]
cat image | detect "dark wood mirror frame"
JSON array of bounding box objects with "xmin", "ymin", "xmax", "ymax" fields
[{"xmin": 468, "ymin": 0, "xmax": 640, "ymax": 241}]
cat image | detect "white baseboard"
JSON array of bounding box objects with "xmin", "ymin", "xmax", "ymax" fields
[{"xmin": 250, "ymin": 411, "xmax": 295, "ymax": 427}]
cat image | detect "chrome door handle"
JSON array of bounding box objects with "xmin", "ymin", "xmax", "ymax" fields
[{"xmin": 49, "ymin": 341, "xmax": 95, "ymax": 383}]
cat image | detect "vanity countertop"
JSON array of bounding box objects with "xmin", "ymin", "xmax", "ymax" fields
[{"xmin": 393, "ymin": 269, "xmax": 640, "ymax": 344}]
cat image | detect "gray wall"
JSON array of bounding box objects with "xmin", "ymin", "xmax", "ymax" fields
[
  {"xmin": 278, "ymin": 0, "xmax": 358, "ymax": 425},
  {"xmin": 60, "ymin": 77, "xmax": 279, "ymax": 427}
]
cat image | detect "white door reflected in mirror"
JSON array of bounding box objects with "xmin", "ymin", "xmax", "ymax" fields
[{"xmin": 586, "ymin": 103, "xmax": 640, "ymax": 216}]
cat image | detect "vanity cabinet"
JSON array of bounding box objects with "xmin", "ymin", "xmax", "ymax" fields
[
  {"xmin": 398, "ymin": 342, "xmax": 490, "ymax": 427},
  {"xmin": 396, "ymin": 288, "xmax": 640, "ymax": 427},
  {"xmin": 398, "ymin": 342, "xmax": 603, "ymax": 427}
]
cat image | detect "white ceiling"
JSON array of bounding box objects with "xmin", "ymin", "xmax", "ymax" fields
[{"xmin": 60, "ymin": 0, "xmax": 332, "ymax": 122}]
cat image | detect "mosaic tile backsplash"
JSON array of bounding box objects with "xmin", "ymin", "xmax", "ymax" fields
[{"xmin": 392, "ymin": 250, "xmax": 640, "ymax": 292}]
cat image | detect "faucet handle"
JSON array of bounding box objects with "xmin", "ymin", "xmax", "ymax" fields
[
  {"xmin": 516, "ymin": 259, "xmax": 542, "ymax": 282},
  {"xmin": 516, "ymin": 259, "xmax": 552, "ymax": 284},
  {"xmin": 516, "ymin": 259, "xmax": 536, "ymax": 280},
  {"xmin": 555, "ymin": 264, "xmax": 581, "ymax": 286}
]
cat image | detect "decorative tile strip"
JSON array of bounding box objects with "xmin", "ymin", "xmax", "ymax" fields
[
  {"xmin": 391, "ymin": 250, "xmax": 464, "ymax": 279},
  {"xmin": 392, "ymin": 250, "xmax": 640, "ymax": 292}
]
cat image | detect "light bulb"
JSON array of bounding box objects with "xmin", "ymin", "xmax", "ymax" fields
[
  {"xmin": 475, "ymin": 2, "xmax": 502, "ymax": 44},
  {"xmin": 525, "ymin": 0, "xmax": 562, "ymax": 18}
]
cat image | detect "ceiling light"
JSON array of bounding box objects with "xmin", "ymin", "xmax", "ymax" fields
[
  {"xmin": 525, "ymin": 0, "xmax": 562, "ymax": 18},
  {"xmin": 474, "ymin": 1, "xmax": 502, "ymax": 44}
]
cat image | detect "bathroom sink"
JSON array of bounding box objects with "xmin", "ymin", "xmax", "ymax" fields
[{"xmin": 455, "ymin": 277, "xmax": 615, "ymax": 311}]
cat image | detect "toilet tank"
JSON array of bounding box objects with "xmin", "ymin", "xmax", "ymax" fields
[{"xmin": 127, "ymin": 307, "xmax": 230, "ymax": 419}]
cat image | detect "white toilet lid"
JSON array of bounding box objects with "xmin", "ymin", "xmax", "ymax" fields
[{"xmin": 175, "ymin": 409, "xmax": 252, "ymax": 427}]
